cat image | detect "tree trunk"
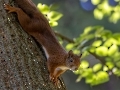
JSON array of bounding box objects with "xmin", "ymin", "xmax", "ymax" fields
[{"xmin": 0, "ymin": 0, "xmax": 66, "ymax": 89}]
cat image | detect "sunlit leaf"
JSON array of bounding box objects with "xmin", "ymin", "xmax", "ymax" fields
[
  {"xmin": 112, "ymin": 67, "xmax": 120, "ymax": 76},
  {"xmin": 73, "ymin": 49, "xmax": 80, "ymax": 54},
  {"xmin": 96, "ymin": 46, "xmax": 108, "ymax": 56},
  {"xmin": 96, "ymin": 71, "xmax": 109, "ymax": 84},
  {"xmin": 109, "ymin": 12, "xmax": 120, "ymax": 24},
  {"xmin": 105, "ymin": 38, "xmax": 118, "ymax": 46},
  {"xmin": 106, "ymin": 61, "xmax": 114, "ymax": 69},
  {"xmin": 89, "ymin": 46, "xmax": 96, "ymax": 53},
  {"xmin": 93, "ymin": 63, "xmax": 102, "ymax": 72},
  {"xmin": 113, "ymin": 52, "xmax": 120, "ymax": 62},
  {"xmin": 81, "ymin": 68, "xmax": 93, "ymax": 77},
  {"xmin": 98, "ymin": 1, "xmax": 112, "ymax": 15},
  {"xmin": 37, "ymin": 3, "xmax": 50, "ymax": 14},
  {"xmin": 94, "ymin": 9, "xmax": 103, "ymax": 20},
  {"xmin": 116, "ymin": 61, "xmax": 120, "ymax": 68},
  {"xmin": 85, "ymin": 74, "xmax": 95, "ymax": 84},
  {"xmin": 81, "ymin": 70, "xmax": 90, "ymax": 77},
  {"xmin": 66, "ymin": 43, "xmax": 74, "ymax": 50},
  {"xmin": 91, "ymin": 0, "xmax": 100, "ymax": 5},
  {"xmin": 83, "ymin": 26, "xmax": 93, "ymax": 34},
  {"xmin": 108, "ymin": 44, "xmax": 118, "ymax": 56},
  {"xmin": 92, "ymin": 40, "xmax": 102, "ymax": 47},
  {"xmin": 113, "ymin": 33, "xmax": 120, "ymax": 39},
  {"xmin": 49, "ymin": 21, "xmax": 58, "ymax": 27},
  {"xmin": 103, "ymin": 66, "xmax": 109, "ymax": 71},
  {"xmin": 47, "ymin": 11, "xmax": 63, "ymax": 21},
  {"xmin": 81, "ymin": 60, "xmax": 89, "ymax": 69},
  {"xmin": 101, "ymin": 30, "xmax": 112, "ymax": 38}
]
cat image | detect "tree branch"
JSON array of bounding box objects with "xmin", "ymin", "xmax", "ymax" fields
[
  {"xmin": 88, "ymin": 51, "xmax": 106, "ymax": 65},
  {"xmin": 54, "ymin": 31, "xmax": 74, "ymax": 43}
]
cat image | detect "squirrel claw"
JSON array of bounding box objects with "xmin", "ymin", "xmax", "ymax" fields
[
  {"xmin": 53, "ymin": 79, "xmax": 59, "ymax": 86},
  {"xmin": 4, "ymin": 4, "xmax": 17, "ymax": 13},
  {"xmin": 49, "ymin": 75, "xmax": 59, "ymax": 86},
  {"xmin": 4, "ymin": 4, "xmax": 10, "ymax": 9}
]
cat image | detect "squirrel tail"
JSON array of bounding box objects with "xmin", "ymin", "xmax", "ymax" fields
[{"xmin": 14, "ymin": 0, "xmax": 40, "ymax": 16}]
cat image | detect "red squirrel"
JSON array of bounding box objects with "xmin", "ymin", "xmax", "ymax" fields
[{"xmin": 4, "ymin": 0, "xmax": 82, "ymax": 85}]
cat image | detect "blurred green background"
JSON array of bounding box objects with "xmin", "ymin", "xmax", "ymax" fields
[{"xmin": 33, "ymin": 0, "xmax": 120, "ymax": 90}]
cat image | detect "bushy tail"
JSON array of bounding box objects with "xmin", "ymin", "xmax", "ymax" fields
[{"xmin": 14, "ymin": 0, "xmax": 39, "ymax": 16}]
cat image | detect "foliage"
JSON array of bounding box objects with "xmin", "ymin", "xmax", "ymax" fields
[
  {"xmin": 66, "ymin": 26, "xmax": 120, "ymax": 86},
  {"xmin": 37, "ymin": 3, "xmax": 63, "ymax": 27},
  {"xmin": 92, "ymin": 0, "xmax": 120, "ymax": 23}
]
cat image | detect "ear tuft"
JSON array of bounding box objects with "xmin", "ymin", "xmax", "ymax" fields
[
  {"xmin": 68, "ymin": 50, "xmax": 73, "ymax": 57},
  {"xmin": 79, "ymin": 53, "xmax": 82, "ymax": 58}
]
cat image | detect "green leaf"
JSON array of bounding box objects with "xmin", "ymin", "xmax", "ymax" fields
[
  {"xmin": 85, "ymin": 74, "xmax": 95, "ymax": 84},
  {"xmin": 92, "ymin": 40, "xmax": 102, "ymax": 47},
  {"xmin": 112, "ymin": 67, "xmax": 120, "ymax": 76},
  {"xmin": 37, "ymin": 3, "xmax": 50, "ymax": 14},
  {"xmin": 66, "ymin": 43, "xmax": 74, "ymax": 50},
  {"xmin": 113, "ymin": 52, "xmax": 120, "ymax": 62},
  {"xmin": 89, "ymin": 46, "xmax": 96, "ymax": 53},
  {"xmin": 101, "ymin": 30, "xmax": 112, "ymax": 39},
  {"xmin": 80, "ymin": 60, "xmax": 89, "ymax": 69},
  {"xmin": 47, "ymin": 11, "xmax": 63, "ymax": 21},
  {"xmin": 81, "ymin": 68, "xmax": 93, "ymax": 77},
  {"xmin": 94, "ymin": 9, "xmax": 103, "ymax": 20},
  {"xmin": 108, "ymin": 44, "xmax": 118, "ymax": 56},
  {"xmin": 83, "ymin": 26, "xmax": 93, "ymax": 34},
  {"xmin": 91, "ymin": 0, "xmax": 100, "ymax": 5},
  {"xmin": 104, "ymin": 38, "xmax": 118, "ymax": 46},
  {"xmin": 109, "ymin": 12, "xmax": 120, "ymax": 24},
  {"xmin": 103, "ymin": 66, "xmax": 109, "ymax": 71},
  {"xmin": 93, "ymin": 63, "xmax": 102, "ymax": 72},
  {"xmin": 116, "ymin": 61, "xmax": 120, "ymax": 68},
  {"xmin": 73, "ymin": 49, "xmax": 80, "ymax": 54},
  {"xmin": 94, "ymin": 71, "xmax": 109, "ymax": 85},
  {"xmin": 96, "ymin": 46, "xmax": 108, "ymax": 56},
  {"xmin": 106, "ymin": 61, "xmax": 114, "ymax": 69},
  {"xmin": 49, "ymin": 21, "xmax": 58, "ymax": 27}
]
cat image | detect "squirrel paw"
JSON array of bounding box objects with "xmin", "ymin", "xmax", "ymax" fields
[
  {"xmin": 4, "ymin": 4, "xmax": 17, "ymax": 13},
  {"xmin": 49, "ymin": 75, "xmax": 59, "ymax": 86}
]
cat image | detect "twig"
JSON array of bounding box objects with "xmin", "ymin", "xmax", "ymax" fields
[
  {"xmin": 54, "ymin": 31, "xmax": 74, "ymax": 43},
  {"xmin": 88, "ymin": 51, "xmax": 106, "ymax": 65},
  {"xmin": 88, "ymin": 51, "xmax": 115, "ymax": 75}
]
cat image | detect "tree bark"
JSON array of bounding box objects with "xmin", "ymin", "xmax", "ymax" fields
[{"xmin": 0, "ymin": 0, "xmax": 66, "ymax": 89}]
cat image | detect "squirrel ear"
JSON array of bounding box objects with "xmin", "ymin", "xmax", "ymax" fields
[
  {"xmin": 79, "ymin": 53, "xmax": 82, "ymax": 58},
  {"xmin": 68, "ymin": 50, "xmax": 73, "ymax": 57}
]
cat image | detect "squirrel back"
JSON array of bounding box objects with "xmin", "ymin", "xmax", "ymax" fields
[{"xmin": 14, "ymin": 0, "xmax": 66, "ymax": 55}]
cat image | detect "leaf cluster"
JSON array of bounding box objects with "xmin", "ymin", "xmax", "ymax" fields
[
  {"xmin": 92, "ymin": 0, "xmax": 120, "ymax": 23},
  {"xmin": 66, "ymin": 26, "xmax": 120, "ymax": 86},
  {"xmin": 37, "ymin": 3, "xmax": 63, "ymax": 27}
]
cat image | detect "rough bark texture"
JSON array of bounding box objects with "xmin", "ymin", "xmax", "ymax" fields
[{"xmin": 0, "ymin": 0, "xmax": 66, "ymax": 90}]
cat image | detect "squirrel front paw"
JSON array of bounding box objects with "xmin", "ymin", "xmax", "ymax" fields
[{"xmin": 49, "ymin": 75, "xmax": 59, "ymax": 86}]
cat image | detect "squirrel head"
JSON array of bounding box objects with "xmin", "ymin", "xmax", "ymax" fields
[{"xmin": 66, "ymin": 50, "xmax": 82, "ymax": 71}]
